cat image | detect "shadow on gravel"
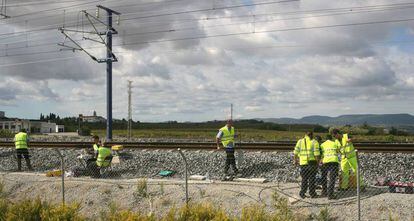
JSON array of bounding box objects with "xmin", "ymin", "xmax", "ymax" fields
[{"xmin": 336, "ymin": 186, "xmax": 387, "ymax": 200}]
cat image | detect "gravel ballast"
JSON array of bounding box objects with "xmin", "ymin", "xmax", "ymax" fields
[{"xmin": 0, "ymin": 147, "xmax": 413, "ymax": 184}]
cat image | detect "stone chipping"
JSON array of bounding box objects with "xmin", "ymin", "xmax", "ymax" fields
[{"xmin": 0, "ymin": 147, "xmax": 413, "ymax": 184}]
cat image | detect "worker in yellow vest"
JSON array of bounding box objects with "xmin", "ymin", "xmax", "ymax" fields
[
  {"xmin": 14, "ymin": 129, "xmax": 33, "ymax": 171},
  {"xmin": 332, "ymin": 129, "xmax": 363, "ymax": 190},
  {"xmin": 320, "ymin": 134, "xmax": 340, "ymax": 199},
  {"xmin": 92, "ymin": 135, "xmax": 101, "ymax": 155},
  {"xmin": 293, "ymin": 131, "xmax": 320, "ymax": 198},
  {"xmin": 216, "ymin": 119, "xmax": 239, "ymax": 179},
  {"xmin": 96, "ymin": 142, "xmax": 112, "ymax": 168}
]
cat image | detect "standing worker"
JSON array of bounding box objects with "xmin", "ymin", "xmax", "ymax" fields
[
  {"xmin": 216, "ymin": 119, "xmax": 239, "ymax": 180},
  {"xmin": 320, "ymin": 134, "xmax": 340, "ymax": 199},
  {"xmin": 293, "ymin": 131, "xmax": 320, "ymax": 198},
  {"xmin": 332, "ymin": 129, "xmax": 363, "ymax": 190},
  {"xmin": 14, "ymin": 129, "xmax": 33, "ymax": 171}
]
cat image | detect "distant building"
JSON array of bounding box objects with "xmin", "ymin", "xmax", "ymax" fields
[
  {"xmin": 80, "ymin": 111, "xmax": 106, "ymax": 123},
  {"xmin": 0, "ymin": 111, "xmax": 4, "ymax": 118},
  {"xmin": 29, "ymin": 121, "xmax": 59, "ymax": 133},
  {"xmin": 0, "ymin": 119, "xmax": 30, "ymax": 133},
  {"xmin": 0, "ymin": 117, "xmax": 64, "ymax": 134},
  {"xmin": 56, "ymin": 125, "xmax": 65, "ymax": 133}
]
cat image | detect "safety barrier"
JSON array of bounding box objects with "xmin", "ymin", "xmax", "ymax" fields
[{"xmin": 0, "ymin": 146, "xmax": 413, "ymax": 220}]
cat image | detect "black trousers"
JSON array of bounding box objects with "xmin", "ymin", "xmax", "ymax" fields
[
  {"xmin": 86, "ymin": 159, "xmax": 100, "ymax": 178},
  {"xmin": 16, "ymin": 149, "xmax": 30, "ymax": 159},
  {"xmin": 300, "ymin": 161, "xmax": 317, "ymax": 196},
  {"xmin": 224, "ymin": 150, "xmax": 238, "ymax": 175},
  {"xmin": 321, "ymin": 162, "xmax": 339, "ymax": 197}
]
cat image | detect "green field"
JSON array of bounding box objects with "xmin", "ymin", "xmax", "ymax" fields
[{"xmin": 92, "ymin": 129, "xmax": 414, "ymax": 142}]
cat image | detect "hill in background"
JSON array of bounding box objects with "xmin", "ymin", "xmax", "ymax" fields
[{"xmin": 257, "ymin": 114, "xmax": 414, "ymax": 126}]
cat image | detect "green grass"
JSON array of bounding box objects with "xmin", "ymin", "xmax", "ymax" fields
[
  {"xmin": 92, "ymin": 129, "xmax": 414, "ymax": 142},
  {"xmin": 0, "ymin": 191, "xmax": 335, "ymax": 221}
]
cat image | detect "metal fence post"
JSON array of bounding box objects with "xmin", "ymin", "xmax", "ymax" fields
[
  {"xmin": 54, "ymin": 149, "xmax": 65, "ymax": 206},
  {"xmin": 177, "ymin": 148, "xmax": 189, "ymax": 204},
  {"xmin": 356, "ymin": 150, "xmax": 361, "ymax": 221}
]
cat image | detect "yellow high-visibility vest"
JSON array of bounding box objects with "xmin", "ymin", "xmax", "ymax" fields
[
  {"xmin": 14, "ymin": 132, "xmax": 28, "ymax": 150},
  {"xmin": 219, "ymin": 126, "xmax": 235, "ymax": 147},
  {"xmin": 320, "ymin": 140, "xmax": 339, "ymax": 164},
  {"xmin": 294, "ymin": 136, "xmax": 320, "ymax": 166},
  {"xmin": 93, "ymin": 144, "xmax": 99, "ymax": 152},
  {"xmin": 336, "ymin": 134, "xmax": 356, "ymax": 159},
  {"xmin": 96, "ymin": 147, "xmax": 111, "ymax": 167}
]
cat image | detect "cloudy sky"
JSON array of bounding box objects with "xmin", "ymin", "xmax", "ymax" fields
[{"xmin": 1, "ymin": 0, "xmax": 414, "ymax": 122}]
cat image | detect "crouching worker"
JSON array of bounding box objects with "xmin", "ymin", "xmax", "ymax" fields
[
  {"xmin": 320, "ymin": 134, "xmax": 339, "ymax": 199},
  {"xmin": 83, "ymin": 135, "xmax": 101, "ymax": 177},
  {"xmin": 14, "ymin": 129, "xmax": 33, "ymax": 171},
  {"xmin": 94, "ymin": 141, "xmax": 113, "ymax": 178},
  {"xmin": 216, "ymin": 119, "xmax": 239, "ymax": 180}
]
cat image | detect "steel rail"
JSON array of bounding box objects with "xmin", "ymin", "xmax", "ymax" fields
[{"xmin": 0, "ymin": 141, "xmax": 414, "ymax": 152}]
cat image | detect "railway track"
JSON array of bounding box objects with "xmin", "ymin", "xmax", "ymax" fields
[{"xmin": 0, "ymin": 141, "xmax": 414, "ymax": 152}]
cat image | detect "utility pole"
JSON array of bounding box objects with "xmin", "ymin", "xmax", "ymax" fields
[
  {"xmin": 99, "ymin": 5, "xmax": 121, "ymax": 141},
  {"xmin": 127, "ymin": 80, "xmax": 132, "ymax": 140},
  {"xmin": 230, "ymin": 103, "xmax": 233, "ymax": 120},
  {"xmin": 58, "ymin": 5, "xmax": 121, "ymax": 141}
]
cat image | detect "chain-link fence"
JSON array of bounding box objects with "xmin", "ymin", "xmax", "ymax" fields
[{"xmin": 0, "ymin": 146, "xmax": 413, "ymax": 220}]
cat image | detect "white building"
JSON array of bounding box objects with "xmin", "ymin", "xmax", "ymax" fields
[
  {"xmin": 29, "ymin": 121, "xmax": 58, "ymax": 133},
  {"xmin": 0, "ymin": 119, "xmax": 31, "ymax": 133},
  {"xmin": 56, "ymin": 125, "xmax": 65, "ymax": 133},
  {"xmin": 0, "ymin": 119, "xmax": 64, "ymax": 134}
]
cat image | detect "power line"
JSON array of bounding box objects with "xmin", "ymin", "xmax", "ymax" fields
[
  {"xmin": 0, "ymin": 55, "xmax": 80, "ymax": 67},
  {"xmin": 0, "ymin": 0, "xmax": 184, "ymax": 26},
  {"xmin": 1, "ymin": 1, "xmax": 412, "ymax": 48},
  {"xmin": 0, "ymin": 0, "xmax": 297, "ymax": 38},
  {"xmin": 2, "ymin": 6, "xmax": 414, "ymax": 52},
  {"xmin": 2, "ymin": 38, "xmax": 414, "ymax": 67},
  {"xmin": 4, "ymin": 0, "xmax": 95, "ymax": 7},
  {"xmin": 2, "ymin": 17, "xmax": 414, "ymax": 59},
  {"xmin": 8, "ymin": 0, "xmax": 101, "ymax": 19}
]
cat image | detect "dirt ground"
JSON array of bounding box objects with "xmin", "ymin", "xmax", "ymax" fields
[{"xmin": 0, "ymin": 172, "xmax": 413, "ymax": 220}]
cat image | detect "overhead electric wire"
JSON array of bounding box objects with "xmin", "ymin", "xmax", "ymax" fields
[
  {"xmin": 0, "ymin": 0, "xmax": 186, "ymax": 26},
  {"xmin": 7, "ymin": 0, "xmax": 102, "ymax": 19},
  {"xmin": 4, "ymin": 0, "xmax": 96, "ymax": 7},
  {"xmin": 0, "ymin": 0, "xmax": 295, "ymax": 42},
  {"xmin": 0, "ymin": 55, "xmax": 80, "ymax": 67},
  {"xmin": 1, "ymin": 6, "xmax": 414, "ymax": 52},
  {"xmin": 0, "ymin": 1, "xmax": 412, "ymax": 44},
  {"xmin": 2, "ymin": 38, "xmax": 414, "ymax": 67},
  {"xmin": 1, "ymin": 16, "xmax": 414, "ymax": 59}
]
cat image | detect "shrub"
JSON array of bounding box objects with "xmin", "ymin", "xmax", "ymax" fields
[
  {"xmin": 0, "ymin": 129, "xmax": 14, "ymax": 138},
  {"xmin": 240, "ymin": 205, "xmax": 271, "ymax": 221},
  {"xmin": 100, "ymin": 203, "xmax": 155, "ymax": 221},
  {"xmin": 271, "ymin": 191, "xmax": 295, "ymax": 221},
  {"xmin": 134, "ymin": 178, "xmax": 149, "ymax": 199},
  {"xmin": 0, "ymin": 199, "xmax": 8, "ymax": 221},
  {"xmin": 3, "ymin": 198, "xmax": 84, "ymax": 221},
  {"xmin": 315, "ymin": 207, "xmax": 336, "ymax": 221},
  {"xmin": 177, "ymin": 203, "xmax": 232, "ymax": 221},
  {"xmin": 41, "ymin": 203, "xmax": 85, "ymax": 221}
]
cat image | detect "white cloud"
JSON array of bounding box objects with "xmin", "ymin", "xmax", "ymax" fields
[{"xmin": 2, "ymin": 0, "xmax": 414, "ymax": 121}]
